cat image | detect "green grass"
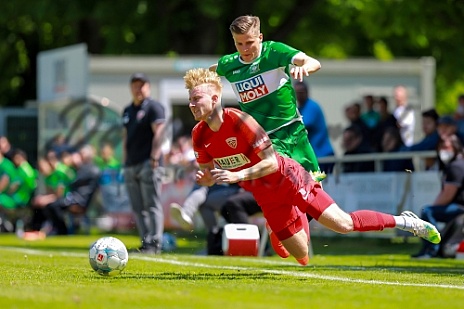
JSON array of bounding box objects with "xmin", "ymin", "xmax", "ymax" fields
[{"xmin": 0, "ymin": 233, "xmax": 463, "ymax": 309}]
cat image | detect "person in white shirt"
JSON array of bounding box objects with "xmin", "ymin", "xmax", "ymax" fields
[{"xmin": 393, "ymin": 85, "xmax": 415, "ymax": 147}]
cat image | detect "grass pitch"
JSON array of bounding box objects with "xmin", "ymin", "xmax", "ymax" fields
[{"xmin": 0, "ymin": 233, "xmax": 463, "ymax": 309}]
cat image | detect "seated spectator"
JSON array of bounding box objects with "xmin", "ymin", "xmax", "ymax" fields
[
  {"xmin": 360, "ymin": 94, "xmax": 381, "ymax": 151},
  {"xmin": 94, "ymin": 143, "xmax": 130, "ymax": 213},
  {"xmin": 400, "ymin": 108, "xmax": 439, "ymax": 170},
  {"xmin": 341, "ymin": 125, "xmax": 375, "ymax": 173},
  {"xmin": 380, "ymin": 127, "xmax": 414, "ymax": 172},
  {"xmin": 344, "ymin": 102, "xmax": 370, "ymax": 140},
  {"xmin": 454, "ymin": 94, "xmax": 464, "ymax": 120},
  {"xmin": 31, "ymin": 145, "xmax": 101, "ymax": 235},
  {"xmin": 437, "ymin": 115, "xmax": 464, "ymax": 143},
  {"xmin": 374, "ymin": 96, "xmax": 398, "ymax": 151},
  {"xmin": 10, "ymin": 149, "xmax": 38, "ymax": 207},
  {"xmin": 0, "ymin": 150, "xmax": 20, "ymax": 231},
  {"xmin": 402, "ymin": 109, "xmax": 439, "ymax": 152},
  {"xmin": 412, "ymin": 135, "xmax": 464, "ymax": 258},
  {"xmin": 0, "ymin": 136, "xmax": 16, "ymax": 161}
]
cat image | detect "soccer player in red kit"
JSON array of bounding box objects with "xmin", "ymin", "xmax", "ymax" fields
[{"xmin": 184, "ymin": 68, "xmax": 441, "ymax": 265}]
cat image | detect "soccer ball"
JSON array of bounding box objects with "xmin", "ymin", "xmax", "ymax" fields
[{"xmin": 89, "ymin": 236, "xmax": 128, "ymax": 276}]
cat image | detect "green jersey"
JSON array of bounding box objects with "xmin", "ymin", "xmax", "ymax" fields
[
  {"xmin": 12, "ymin": 161, "xmax": 38, "ymax": 205},
  {"xmin": 0, "ymin": 156, "xmax": 18, "ymax": 193},
  {"xmin": 216, "ymin": 41, "xmax": 302, "ymax": 134},
  {"xmin": 216, "ymin": 41, "xmax": 322, "ymax": 174}
]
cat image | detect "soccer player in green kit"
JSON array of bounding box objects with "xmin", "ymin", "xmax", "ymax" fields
[{"xmin": 210, "ymin": 15, "xmax": 324, "ymax": 179}]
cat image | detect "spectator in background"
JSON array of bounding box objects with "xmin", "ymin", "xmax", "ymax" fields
[
  {"xmin": 436, "ymin": 115, "xmax": 464, "ymax": 143},
  {"xmin": 376, "ymin": 96, "xmax": 398, "ymax": 136},
  {"xmin": 341, "ymin": 125, "xmax": 375, "ymax": 173},
  {"xmin": 453, "ymin": 94, "xmax": 464, "ymax": 121},
  {"xmin": 0, "ymin": 150, "xmax": 20, "ymax": 231},
  {"xmin": 393, "ymin": 85, "xmax": 415, "ymax": 147},
  {"xmin": 412, "ymin": 135, "xmax": 464, "ymax": 259},
  {"xmin": 345, "ymin": 102, "xmax": 368, "ymax": 131},
  {"xmin": 10, "ymin": 149, "xmax": 38, "ymax": 207},
  {"xmin": 0, "ymin": 136, "xmax": 15, "ymax": 161},
  {"xmin": 380, "ymin": 127, "xmax": 414, "ymax": 172},
  {"xmin": 95, "ymin": 143, "xmax": 130, "ymax": 213},
  {"xmin": 32, "ymin": 145, "xmax": 100, "ymax": 235},
  {"xmin": 454, "ymin": 94, "xmax": 464, "ymax": 138},
  {"xmin": 361, "ymin": 94, "xmax": 381, "ymax": 151},
  {"xmin": 122, "ymin": 73, "xmax": 166, "ymax": 254},
  {"xmin": 294, "ymin": 81, "xmax": 335, "ymax": 174},
  {"xmin": 402, "ymin": 109, "xmax": 439, "ymax": 151},
  {"xmin": 400, "ymin": 108, "xmax": 439, "ymax": 170}
]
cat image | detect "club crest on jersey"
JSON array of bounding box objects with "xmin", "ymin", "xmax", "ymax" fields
[
  {"xmin": 136, "ymin": 110, "xmax": 146, "ymax": 121},
  {"xmin": 226, "ymin": 137, "xmax": 237, "ymax": 149},
  {"xmin": 249, "ymin": 63, "xmax": 260, "ymax": 74},
  {"xmin": 235, "ymin": 75, "xmax": 269, "ymax": 103}
]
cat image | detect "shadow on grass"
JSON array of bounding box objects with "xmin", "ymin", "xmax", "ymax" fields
[{"xmin": 103, "ymin": 271, "xmax": 280, "ymax": 281}]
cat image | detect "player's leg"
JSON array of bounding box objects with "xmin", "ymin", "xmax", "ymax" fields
[
  {"xmin": 309, "ymin": 187, "xmax": 441, "ymax": 244},
  {"xmin": 280, "ymin": 229, "xmax": 309, "ymax": 265},
  {"xmin": 267, "ymin": 210, "xmax": 310, "ymax": 265}
]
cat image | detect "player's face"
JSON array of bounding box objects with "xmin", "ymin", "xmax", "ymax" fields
[
  {"xmin": 189, "ymin": 85, "xmax": 214, "ymax": 121},
  {"xmin": 232, "ymin": 31, "xmax": 263, "ymax": 62}
]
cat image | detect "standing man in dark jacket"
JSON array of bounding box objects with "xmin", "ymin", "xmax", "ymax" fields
[{"xmin": 123, "ymin": 73, "xmax": 166, "ymax": 254}]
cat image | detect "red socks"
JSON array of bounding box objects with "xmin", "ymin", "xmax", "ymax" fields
[{"xmin": 350, "ymin": 210, "xmax": 396, "ymax": 231}]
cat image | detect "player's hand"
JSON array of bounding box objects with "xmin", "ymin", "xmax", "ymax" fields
[
  {"xmin": 196, "ymin": 169, "xmax": 215, "ymax": 186},
  {"xmin": 290, "ymin": 65, "xmax": 310, "ymax": 82},
  {"xmin": 210, "ymin": 168, "xmax": 240, "ymax": 184}
]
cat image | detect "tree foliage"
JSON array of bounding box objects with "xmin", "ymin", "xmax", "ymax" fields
[{"xmin": 1, "ymin": 0, "xmax": 463, "ymax": 111}]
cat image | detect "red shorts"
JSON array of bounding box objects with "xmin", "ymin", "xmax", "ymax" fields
[{"xmin": 245, "ymin": 155, "xmax": 335, "ymax": 240}]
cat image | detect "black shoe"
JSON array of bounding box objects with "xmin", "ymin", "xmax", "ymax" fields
[{"xmin": 129, "ymin": 245, "xmax": 161, "ymax": 254}]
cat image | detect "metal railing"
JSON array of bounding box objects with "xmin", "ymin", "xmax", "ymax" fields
[{"xmin": 318, "ymin": 150, "xmax": 437, "ymax": 174}]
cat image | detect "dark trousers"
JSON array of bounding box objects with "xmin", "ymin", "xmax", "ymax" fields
[{"xmin": 221, "ymin": 191, "xmax": 262, "ymax": 223}]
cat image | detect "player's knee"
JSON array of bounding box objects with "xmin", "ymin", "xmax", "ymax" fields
[{"xmin": 334, "ymin": 219, "xmax": 354, "ymax": 234}]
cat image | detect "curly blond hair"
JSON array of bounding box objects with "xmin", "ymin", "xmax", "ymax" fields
[{"xmin": 184, "ymin": 68, "xmax": 223, "ymax": 92}]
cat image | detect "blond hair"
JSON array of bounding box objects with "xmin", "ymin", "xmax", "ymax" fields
[
  {"xmin": 229, "ymin": 15, "xmax": 260, "ymax": 36},
  {"xmin": 184, "ymin": 68, "xmax": 223, "ymax": 92}
]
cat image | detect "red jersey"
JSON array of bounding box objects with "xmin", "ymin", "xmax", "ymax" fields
[
  {"xmin": 192, "ymin": 108, "xmax": 281, "ymax": 190},
  {"xmin": 192, "ymin": 107, "xmax": 334, "ymax": 236}
]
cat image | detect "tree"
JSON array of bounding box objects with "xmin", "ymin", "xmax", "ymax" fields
[{"xmin": 0, "ymin": 0, "xmax": 463, "ymax": 111}]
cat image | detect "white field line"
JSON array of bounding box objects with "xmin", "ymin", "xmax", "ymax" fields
[{"xmin": 2, "ymin": 246, "xmax": 464, "ymax": 290}]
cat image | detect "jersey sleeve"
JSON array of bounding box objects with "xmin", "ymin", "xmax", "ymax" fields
[
  {"xmin": 192, "ymin": 125, "xmax": 213, "ymax": 164},
  {"xmin": 268, "ymin": 41, "xmax": 301, "ymax": 67},
  {"xmin": 148, "ymin": 100, "xmax": 166, "ymax": 124},
  {"xmin": 215, "ymin": 54, "xmax": 232, "ymax": 77}
]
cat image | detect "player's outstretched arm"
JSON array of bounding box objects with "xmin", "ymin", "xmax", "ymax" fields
[{"xmin": 290, "ymin": 52, "xmax": 321, "ymax": 81}]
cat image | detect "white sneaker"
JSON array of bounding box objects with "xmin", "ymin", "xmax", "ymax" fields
[
  {"xmin": 170, "ymin": 203, "xmax": 194, "ymax": 231},
  {"xmin": 400, "ymin": 211, "xmax": 441, "ymax": 244}
]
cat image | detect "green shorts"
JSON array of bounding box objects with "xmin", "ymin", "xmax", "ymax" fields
[{"xmin": 268, "ymin": 121, "xmax": 320, "ymax": 173}]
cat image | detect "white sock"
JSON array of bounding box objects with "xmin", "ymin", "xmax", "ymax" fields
[{"xmin": 393, "ymin": 216, "xmax": 409, "ymax": 230}]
